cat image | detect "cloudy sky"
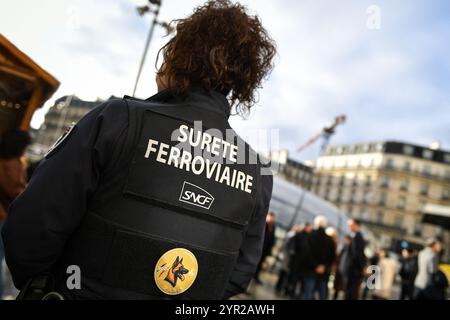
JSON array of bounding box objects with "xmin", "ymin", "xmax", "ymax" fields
[{"xmin": 2, "ymin": 0, "xmax": 449, "ymax": 160}]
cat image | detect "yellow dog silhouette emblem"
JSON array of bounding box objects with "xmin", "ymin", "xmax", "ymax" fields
[{"xmin": 154, "ymin": 248, "xmax": 198, "ymax": 295}]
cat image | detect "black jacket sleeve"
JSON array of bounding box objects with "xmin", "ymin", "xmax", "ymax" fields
[
  {"xmin": 222, "ymin": 173, "xmax": 273, "ymax": 299},
  {"xmin": 1, "ymin": 99, "xmax": 129, "ymax": 289}
]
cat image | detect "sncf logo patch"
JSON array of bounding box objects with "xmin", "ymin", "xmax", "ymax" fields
[{"xmin": 179, "ymin": 181, "xmax": 214, "ymax": 210}]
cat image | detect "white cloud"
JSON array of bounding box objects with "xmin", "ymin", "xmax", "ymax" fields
[{"xmin": 1, "ymin": 0, "xmax": 448, "ymax": 158}]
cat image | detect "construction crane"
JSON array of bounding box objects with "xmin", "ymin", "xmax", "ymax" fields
[{"xmin": 296, "ymin": 115, "xmax": 347, "ymax": 154}]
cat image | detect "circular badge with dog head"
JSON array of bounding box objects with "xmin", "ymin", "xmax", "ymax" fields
[{"xmin": 154, "ymin": 248, "xmax": 198, "ymax": 295}]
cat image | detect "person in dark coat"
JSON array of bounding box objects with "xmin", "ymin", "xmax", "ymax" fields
[
  {"xmin": 254, "ymin": 211, "xmax": 276, "ymax": 284},
  {"xmin": 2, "ymin": 1, "xmax": 277, "ymax": 300},
  {"xmin": 333, "ymin": 235, "xmax": 352, "ymax": 299},
  {"xmin": 275, "ymin": 224, "xmax": 302, "ymax": 294},
  {"xmin": 284, "ymin": 222, "xmax": 312, "ymax": 298},
  {"xmin": 302, "ymin": 216, "xmax": 336, "ymax": 300},
  {"xmin": 399, "ymin": 248, "xmax": 418, "ymax": 300},
  {"xmin": 342, "ymin": 219, "xmax": 366, "ymax": 300}
]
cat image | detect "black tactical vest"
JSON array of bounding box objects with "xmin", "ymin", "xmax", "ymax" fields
[{"xmin": 60, "ymin": 91, "xmax": 263, "ymax": 299}]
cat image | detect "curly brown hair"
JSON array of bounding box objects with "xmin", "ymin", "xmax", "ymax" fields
[{"xmin": 156, "ymin": 0, "xmax": 276, "ymax": 115}]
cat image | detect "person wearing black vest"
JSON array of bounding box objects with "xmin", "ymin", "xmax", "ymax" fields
[{"xmin": 1, "ymin": 0, "xmax": 276, "ymax": 300}]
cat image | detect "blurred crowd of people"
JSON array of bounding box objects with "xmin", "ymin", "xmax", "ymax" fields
[{"xmin": 255, "ymin": 212, "xmax": 449, "ymax": 300}]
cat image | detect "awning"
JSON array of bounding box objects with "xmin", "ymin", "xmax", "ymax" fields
[
  {"xmin": 0, "ymin": 34, "xmax": 60, "ymax": 133},
  {"xmin": 422, "ymin": 204, "xmax": 450, "ymax": 230}
]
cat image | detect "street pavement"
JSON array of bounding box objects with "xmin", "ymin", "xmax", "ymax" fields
[{"xmin": 233, "ymin": 270, "xmax": 403, "ymax": 300}]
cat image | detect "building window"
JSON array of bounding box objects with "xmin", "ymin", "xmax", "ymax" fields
[
  {"xmin": 419, "ymin": 183, "xmax": 429, "ymax": 196},
  {"xmin": 414, "ymin": 224, "xmax": 422, "ymax": 237},
  {"xmin": 394, "ymin": 216, "xmax": 402, "ymax": 228},
  {"xmin": 361, "ymin": 209, "xmax": 369, "ymax": 220},
  {"xmin": 419, "ymin": 201, "xmax": 426, "ymax": 212},
  {"xmin": 379, "ymin": 192, "xmax": 387, "ymax": 206},
  {"xmin": 385, "ymin": 158, "xmax": 394, "ymax": 169},
  {"xmin": 400, "ymin": 178, "xmax": 409, "ymax": 191},
  {"xmin": 444, "ymin": 154, "xmax": 450, "ymax": 164},
  {"xmin": 363, "ymin": 191, "xmax": 371, "ymax": 204},
  {"xmin": 423, "ymin": 149, "xmax": 433, "ymax": 160},
  {"xmin": 403, "ymin": 161, "xmax": 411, "ymax": 172},
  {"xmin": 337, "ymin": 190, "xmax": 342, "ymax": 203},
  {"xmin": 403, "ymin": 145, "xmax": 414, "ymax": 156},
  {"xmin": 326, "ymin": 176, "xmax": 333, "ymax": 186},
  {"xmin": 422, "ymin": 165, "xmax": 432, "ymax": 177},
  {"xmin": 442, "ymin": 189, "xmax": 450, "ymax": 201},
  {"xmin": 343, "ymin": 160, "xmax": 350, "ymax": 168},
  {"xmin": 436, "ymin": 226, "xmax": 444, "ymax": 238},
  {"xmin": 397, "ymin": 196, "xmax": 406, "ymax": 209},
  {"xmin": 376, "ymin": 211, "xmax": 384, "ymax": 224},
  {"xmin": 445, "ymin": 170, "xmax": 450, "ymax": 180},
  {"xmin": 350, "ymin": 190, "xmax": 357, "ymax": 203},
  {"xmin": 381, "ymin": 176, "xmax": 390, "ymax": 188},
  {"xmin": 375, "ymin": 143, "xmax": 384, "ymax": 152},
  {"xmin": 365, "ymin": 175, "xmax": 372, "ymax": 187},
  {"xmin": 357, "ymin": 159, "xmax": 363, "ymax": 168}
]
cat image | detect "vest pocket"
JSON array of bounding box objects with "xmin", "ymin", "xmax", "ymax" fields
[{"xmin": 101, "ymin": 227, "xmax": 239, "ymax": 299}]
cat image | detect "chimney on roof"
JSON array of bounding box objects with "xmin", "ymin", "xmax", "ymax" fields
[{"xmin": 429, "ymin": 141, "xmax": 441, "ymax": 150}]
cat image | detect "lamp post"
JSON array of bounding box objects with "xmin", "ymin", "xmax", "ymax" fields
[{"xmin": 132, "ymin": 0, "xmax": 172, "ymax": 97}]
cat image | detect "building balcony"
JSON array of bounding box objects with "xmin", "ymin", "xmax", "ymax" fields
[
  {"xmin": 357, "ymin": 218, "xmax": 406, "ymax": 235},
  {"xmin": 381, "ymin": 165, "xmax": 450, "ymax": 184}
]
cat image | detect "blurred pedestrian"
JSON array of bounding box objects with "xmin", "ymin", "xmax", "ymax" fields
[
  {"xmin": 291, "ymin": 222, "xmax": 313, "ymax": 298},
  {"xmin": 325, "ymin": 227, "xmax": 338, "ymax": 252},
  {"xmin": 342, "ymin": 218, "xmax": 366, "ymax": 300},
  {"xmin": 372, "ymin": 249, "xmax": 398, "ymax": 300},
  {"xmin": 333, "ymin": 235, "xmax": 352, "ymax": 300},
  {"xmin": 303, "ymin": 216, "xmax": 336, "ymax": 300},
  {"xmin": 0, "ymin": 130, "xmax": 31, "ymax": 299},
  {"xmin": 414, "ymin": 238, "xmax": 447, "ymax": 300},
  {"xmin": 275, "ymin": 224, "xmax": 302, "ymax": 295},
  {"xmin": 254, "ymin": 211, "xmax": 277, "ymax": 284},
  {"xmin": 399, "ymin": 248, "xmax": 418, "ymax": 300}
]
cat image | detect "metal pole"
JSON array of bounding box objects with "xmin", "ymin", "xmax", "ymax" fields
[{"xmin": 132, "ymin": 7, "xmax": 160, "ymax": 97}]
